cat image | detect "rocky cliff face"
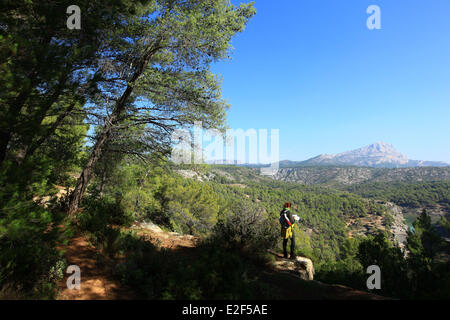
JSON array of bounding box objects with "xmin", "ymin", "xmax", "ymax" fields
[
  {"xmin": 385, "ymin": 202, "xmax": 409, "ymax": 252},
  {"xmin": 273, "ymin": 166, "xmax": 374, "ymax": 185},
  {"xmin": 271, "ymin": 166, "xmax": 450, "ymax": 186}
]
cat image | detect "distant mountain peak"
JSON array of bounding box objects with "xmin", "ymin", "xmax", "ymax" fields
[
  {"xmin": 367, "ymin": 141, "xmax": 394, "ymax": 151},
  {"xmin": 353, "ymin": 141, "xmax": 397, "ymax": 153},
  {"xmin": 291, "ymin": 142, "xmax": 449, "ymax": 168}
]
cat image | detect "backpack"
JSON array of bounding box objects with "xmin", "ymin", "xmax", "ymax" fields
[{"xmin": 279, "ymin": 209, "xmax": 292, "ymax": 229}]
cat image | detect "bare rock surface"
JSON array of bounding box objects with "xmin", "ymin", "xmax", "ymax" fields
[{"xmin": 269, "ymin": 250, "xmax": 315, "ymax": 281}]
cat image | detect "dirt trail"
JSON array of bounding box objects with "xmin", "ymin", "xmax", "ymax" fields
[
  {"xmin": 56, "ymin": 236, "xmax": 136, "ymax": 300},
  {"xmin": 56, "ymin": 223, "xmax": 198, "ymax": 300}
]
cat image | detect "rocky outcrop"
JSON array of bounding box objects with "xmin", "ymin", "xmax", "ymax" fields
[
  {"xmin": 270, "ymin": 251, "xmax": 315, "ymax": 281},
  {"xmin": 385, "ymin": 202, "xmax": 409, "ymax": 252},
  {"xmin": 132, "ymin": 221, "xmax": 198, "ymax": 249},
  {"xmin": 273, "ymin": 166, "xmax": 374, "ymax": 185},
  {"xmin": 175, "ymin": 169, "xmax": 210, "ymax": 182}
]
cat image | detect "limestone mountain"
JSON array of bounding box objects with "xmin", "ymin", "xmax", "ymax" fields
[{"xmin": 287, "ymin": 142, "xmax": 448, "ymax": 168}]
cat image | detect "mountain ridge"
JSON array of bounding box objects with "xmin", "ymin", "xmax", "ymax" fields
[
  {"xmin": 271, "ymin": 166, "xmax": 450, "ymax": 186},
  {"xmin": 281, "ymin": 142, "xmax": 449, "ymax": 168}
]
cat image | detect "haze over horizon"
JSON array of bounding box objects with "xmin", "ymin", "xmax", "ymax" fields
[{"xmin": 211, "ymin": 0, "xmax": 450, "ymax": 163}]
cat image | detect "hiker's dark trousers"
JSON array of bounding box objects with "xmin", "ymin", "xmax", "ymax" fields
[{"xmin": 283, "ymin": 233, "xmax": 295, "ymax": 258}]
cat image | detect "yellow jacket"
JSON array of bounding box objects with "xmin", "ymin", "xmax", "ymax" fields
[
  {"xmin": 281, "ymin": 224, "xmax": 294, "ymax": 239},
  {"xmin": 280, "ymin": 208, "xmax": 295, "ymax": 239}
]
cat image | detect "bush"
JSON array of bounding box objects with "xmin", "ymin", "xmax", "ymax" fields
[
  {"xmin": 316, "ymin": 258, "xmax": 365, "ymax": 290},
  {"xmin": 212, "ymin": 204, "xmax": 279, "ymax": 257},
  {"xmin": 0, "ymin": 197, "xmax": 68, "ymax": 298},
  {"xmin": 79, "ymin": 196, "xmax": 133, "ymax": 232}
]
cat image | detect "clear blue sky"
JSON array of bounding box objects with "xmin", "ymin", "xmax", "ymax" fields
[{"xmin": 211, "ymin": 0, "xmax": 450, "ymax": 162}]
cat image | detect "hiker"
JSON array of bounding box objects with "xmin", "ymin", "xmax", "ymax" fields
[{"xmin": 279, "ymin": 202, "xmax": 300, "ymax": 259}]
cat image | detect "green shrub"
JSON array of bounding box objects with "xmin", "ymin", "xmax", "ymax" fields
[
  {"xmin": 0, "ymin": 197, "xmax": 68, "ymax": 298},
  {"xmin": 212, "ymin": 204, "xmax": 279, "ymax": 257},
  {"xmin": 79, "ymin": 196, "xmax": 133, "ymax": 232},
  {"xmin": 316, "ymin": 258, "xmax": 365, "ymax": 290}
]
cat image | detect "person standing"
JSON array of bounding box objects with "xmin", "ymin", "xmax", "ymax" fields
[{"xmin": 280, "ymin": 202, "xmax": 298, "ymax": 259}]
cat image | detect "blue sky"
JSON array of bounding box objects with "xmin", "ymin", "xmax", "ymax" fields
[{"xmin": 211, "ymin": 0, "xmax": 450, "ymax": 162}]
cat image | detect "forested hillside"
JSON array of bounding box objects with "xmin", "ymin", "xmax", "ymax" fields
[
  {"xmin": 271, "ymin": 165, "xmax": 450, "ymax": 231},
  {"xmin": 345, "ymin": 181, "xmax": 450, "ymax": 210},
  {"xmin": 82, "ymin": 161, "xmax": 389, "ymax": 262}
]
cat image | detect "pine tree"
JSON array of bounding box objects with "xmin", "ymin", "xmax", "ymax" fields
[{"xmin": 67, "ymin": 0, "xmax": 256, "ymax": 214}]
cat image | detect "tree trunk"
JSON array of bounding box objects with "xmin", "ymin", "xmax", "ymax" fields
[
  {"xmin": 67, "ymin": 87, "xmax": 133, "ymax": 215},
  {"xmin": 133, "ymin": 169, "xmax": 151, "ymax": 217},
  {"xmin": 98, "ymin": 163, "xmax": 107, "ymax": 199},
  {"xmin": 67, "ymin": 39, "xmax": 162, "ymax": 215}
]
